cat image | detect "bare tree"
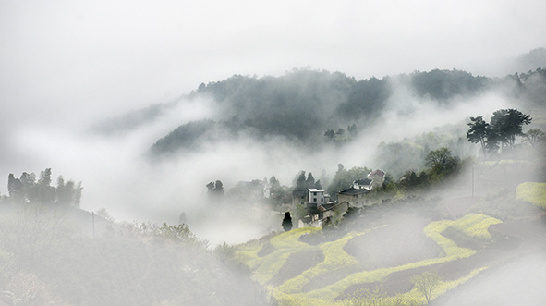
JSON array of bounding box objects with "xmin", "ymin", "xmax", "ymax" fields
[{"xmin": 411, "ymin": 271, "xmax": 441, "ymax": 304}]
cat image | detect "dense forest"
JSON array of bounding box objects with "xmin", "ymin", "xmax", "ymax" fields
[{"xmin": 142, "ymin": 68, "xmax": 546, "ymax": 156}]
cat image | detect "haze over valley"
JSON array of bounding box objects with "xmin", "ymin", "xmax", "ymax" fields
[{"xmin": 1, "ymin": 1, "xmax": 546, "ymax": 304}]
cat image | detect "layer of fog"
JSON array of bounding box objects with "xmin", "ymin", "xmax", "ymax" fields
[
  {"xmin": 449, "ymin": 254, "xmax": 546, "ymax": 305},
  {"xmin": 0, "ymin": 78, "xmax": 524, "ymax": 245}
]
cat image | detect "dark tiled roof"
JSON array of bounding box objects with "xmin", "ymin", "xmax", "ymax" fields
[
  {"xmin": 321, "ymin": 203, "xmax": 337, "ymax": 210},
  {"xmin": 338, "ymin": 187, "xmax": 370, "ymax": 195},
  {"xmin": 308, "ymin": 207, "xmax": 321, "ymax": 215},
  {"xmin": 354, "ymin": 178, "xmax": 372, "ymax": 185}
]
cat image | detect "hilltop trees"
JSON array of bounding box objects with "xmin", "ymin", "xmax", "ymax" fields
[
  {"xmin": 6, "ymin": 169, "xmax": 82, "ymax": 206},
  {"xmin": 409, "ymin": 69, "xmax": 488, "ymax": 101},
  {"xmin": 206, "ymin": 180, "xmax": 225, "ymax": 200},
  {"xmin": 294, "ymin": 171, "xmax": 322, "ymax": 190},
  {"xmin": 324, "ymin": 129, "xmax": 335, "ymax": 141},
  {"xmin": 467, "ymin": 108, "xmax": 532, "ymax": 154},
  {"xmin": 338, "ymin": 77, "xmax": 391, "ymax": 120},
  {"xmin": 56, "ymin": 177, "xmax": 82, "ymax": 206},
  {"xmin": 324, "ymin": 124, "xmax": 358, "ymax": 141},
  {"xmin": 466, "ymin": 116, "xmax": 490, "ymax": 154},
  {"xmin": 490, "ymin": 109, "xmax": 532, "ymax": 150},
  {"xmin": 7, "ymin": 174, "xmax": 23, "ymax": 199}
]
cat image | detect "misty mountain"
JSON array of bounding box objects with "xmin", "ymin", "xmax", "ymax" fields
[
  {"xmin": 93, "ymin": 102, "xmax": 180, "ymax": 135},
  {"xmin": 151, "ymin": 119, "xmax": 217, "ymax": 154},
  {"xmin": 511, "ymin": 67, "xmax": 546, "ymax": 105},
  {"xmin": 196, "ymin": 70, "xmax": 355, "ymax": 142},
  {"xmin": 148, "ymin": 68, "xmax": 545, "ymax": 156},
  {"xmin": 403, "ymin": 69, "xmax": 490, "ymax": 101},
  {"xmin": 512, "ymin": 48, "xmax": 546, "ymax": 74}
]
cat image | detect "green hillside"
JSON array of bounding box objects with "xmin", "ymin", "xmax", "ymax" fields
[{"xmin": 148, "ymin": 68, "xmax": 546, "ymax": 156}]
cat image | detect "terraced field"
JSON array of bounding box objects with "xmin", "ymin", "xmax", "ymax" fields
[
  {"xmin": 517, "ymin": 182, "xmax": 546, "ymax": 209},
  {"xmin": 236, "ymin": 213, "xmax": 503, "ymax": 305}
]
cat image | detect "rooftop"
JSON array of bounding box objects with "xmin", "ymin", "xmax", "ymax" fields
[
  {"xmin": 354, "ymin": 178, "xmax": 372, "ymax": 185},
  {"xmin": 369, "ymin": 169, "xmax": 386, "ymax": 177},
  {"xmin": 338, "ymin": 187, "xmax": 370, "ymax": 195}
]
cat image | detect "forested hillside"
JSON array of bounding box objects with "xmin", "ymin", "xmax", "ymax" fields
[{"xmin": 144, "ymin": 68, "xmax": 545, "ymax": 156}]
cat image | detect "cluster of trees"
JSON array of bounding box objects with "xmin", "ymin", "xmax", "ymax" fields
[
  {"xmin": 407, "ymin": 68, "xmax": 489, "ymax": 101},
  {"xmin": 205, "ymin": 176, "xmax": 293, "ymax": 206},
  {"xmin": 337, "ymin": 77, "xmax": 391, "ymax": 120},
  {"xmin": 398, "ymin": 148, "xmax": 463, "ymax": 190},
  {"xmin": 5, "ymin": 168, "xmax": 82, "ymax": 206},
  {"xmin": 206, "ymin": 179, "xmax": 224, "ymax": 200},
  {"xmin": 150, "ymin": 68, "xmax": 535, "ymax": 155},
  {"xmin": 324, "ymin": 124, "xmax": 358, "ymax": 141},
  {"xmin": 295, "ymin": 171, "xmax": 322, "ymax": 190},
  {"xmin": 467, "ymin": 108, "xmax": 532, "ymax": 154},
  {"xmin": 268, "ymin": 176, "xmax": 292, "ymax": 205},
  {"xmin": 425, "ymin": 148, "xmax": 461, "ymax": 178}
]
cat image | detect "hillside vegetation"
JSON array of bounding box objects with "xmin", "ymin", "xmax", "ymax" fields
[
  {"xmin": 146, "ymin": 68, "xmax": 545, "ymax": 156},
  {"xmin": 0, "ymin": 203, "xmax": 268, "ymax": 305}
]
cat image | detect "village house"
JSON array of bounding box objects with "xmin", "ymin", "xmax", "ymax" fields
[
  {"xmin": 337, "ymin": 186, "xmax": 370, "ymax": 208},
  {"xmin": 318, "ymin": 201, "xmax": 349, "ymax": 225},
  {"xmin": 308, "ymin": 189, "xmax": 329, "ymax": 206},
  {"xmin": 305, "ymin": 189, "xmax": 329, "ymax": 222},
  {"xmin": 292, "ymin": 169, "xmax": 386, "ymax": 227},
  {"xmin": 292, "ymin": 188, "xmax": 333, "ymax": 226},
  {"xmin": 337, "ymin": 169, "xmax": 386, "ymax": 208}
]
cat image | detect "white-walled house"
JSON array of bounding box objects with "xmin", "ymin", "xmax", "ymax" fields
[
  {"xmin": 353, "ymin": 178, "xmax": 372, "ymax": 190},
  {"xmin": 308, "ymin": 189, "xmax": 327, "ymax": 206}
]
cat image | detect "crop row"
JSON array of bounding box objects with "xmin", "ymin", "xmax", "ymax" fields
[
  {"xmin": 516, "ymin": 182, "xmax": 546, "ymax": 209},
  {"xmin": 236, "ymin": 214, "xmax": 501, "ymax": 304}
]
